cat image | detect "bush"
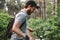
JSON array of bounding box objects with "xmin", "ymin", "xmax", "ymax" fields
[
  {"xmin": 28, "ymin": 17, "xmax": 60, "ymax": 40},
  {"xmin": 0, "ymin": 13, "xmax": 11, "ymax": 40}
]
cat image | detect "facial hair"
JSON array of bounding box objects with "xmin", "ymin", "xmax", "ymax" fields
[{"xmin": 27, "ymin": 10, "xmax": 32, "ymax": 15}]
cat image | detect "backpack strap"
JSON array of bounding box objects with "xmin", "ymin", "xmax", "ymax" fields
[{"xmin": 20, "ymin": 20, "xmax": 26, "ymax": 28}]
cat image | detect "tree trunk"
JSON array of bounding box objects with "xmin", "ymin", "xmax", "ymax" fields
[
  {"xmin": 38, "ymin": 0, "xmax": 46, "ymax": 20},
  {"xmin": 52, "ymin": 0, "xmax": 57, "ymax": 16}
]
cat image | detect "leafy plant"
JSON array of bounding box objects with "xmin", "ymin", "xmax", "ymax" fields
[
  {"xmin": 0, "ymin": 12, "xmax": 11, "ymax": 40},
  {"xmin": 28, "ymin": 16, "xmax": 60, "ymax": 40}
]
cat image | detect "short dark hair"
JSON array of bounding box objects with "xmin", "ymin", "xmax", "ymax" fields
[{"xmin": 25, "ymin": 1, "xmax": 39, "ymax": 9}]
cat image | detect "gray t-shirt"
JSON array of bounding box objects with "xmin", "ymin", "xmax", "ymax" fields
[{"xmin": 10, "ymin": 9, "xmax": 28, "ymax": 40}]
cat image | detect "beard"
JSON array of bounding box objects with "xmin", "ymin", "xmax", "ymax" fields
[
  {"xmin": 27, "ymin": 10, "xmax": 33, "ymax": 15},
  {"xmin": 27, "ymin": 10, "xmax": 32, "ymax": 15}
]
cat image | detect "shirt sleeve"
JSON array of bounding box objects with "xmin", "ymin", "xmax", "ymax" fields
[{"xmin": 15, "ymin": 13, "xmax": 26, "ymax": 25}]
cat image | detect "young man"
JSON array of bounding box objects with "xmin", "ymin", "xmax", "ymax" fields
[{"xmin": 10, "ymin": 1, "xmax": 39, "ymax": 40}]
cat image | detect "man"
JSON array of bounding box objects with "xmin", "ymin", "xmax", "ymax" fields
[{"xmin": 10, "ymin": 1, "xmax": 39, "ymax": 40}]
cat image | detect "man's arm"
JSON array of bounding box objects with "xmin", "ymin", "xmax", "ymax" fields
[
  {"xmin": 12, "ymin": 21, "xmax": 26, "ymax": 38},
  {"xmin": 27, "ymin": 28, "xmax": 35, "ymax": 40}
]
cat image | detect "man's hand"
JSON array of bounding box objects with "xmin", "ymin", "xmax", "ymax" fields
[
  {"xmin": 12, "ymin": 22, "xmax": 26, "ymax": 38},
  {"xmin": 27, "ymin": 28, "xmax": 35, "ymax": 40},
  {"xmin": 24, "ymin": 35, "xmax": 29, "ymax": 40},
  {"xmin": 30, "ymin": 37, "xmax": 35, "ymax": 40}
]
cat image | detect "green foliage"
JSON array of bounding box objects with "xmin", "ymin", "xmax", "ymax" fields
[
  {"xmin": 28, "ymin": 17, "xmax": 60, "ymax": 40},
  {"xmin": 57, "ymin": 3, "xmax": 60, "ymax": 18},
  {"xmin": 7, "ymin": 0, "xmax": 22, "ymax": 15},
  {"xmin": 0, "ymin": 0, "xmax": 5, "ymax": 9},
  {"xmin": 46, "ymin": 4, "xmax": 52, "ymax": 14},
  {"xmin": 0, "ymin": 13, "xmax": 11, "ymax": 40}
]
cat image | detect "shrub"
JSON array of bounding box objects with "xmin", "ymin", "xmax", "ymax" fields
[
  {"xmin": 0, "ymin": 13, "xmax": 11, "ymax": 40},
  {"xmin": 28, "ymin": 17, "xmax": 60, "ymax": 40}
]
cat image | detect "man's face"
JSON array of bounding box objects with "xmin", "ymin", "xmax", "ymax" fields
[
  {"xmin": 27, "ymin": 6, "xmax": 35, "ymax": 15},
  {"xmin": 30, "ymin": 7, "xmax": 35, "ymax": 13}
]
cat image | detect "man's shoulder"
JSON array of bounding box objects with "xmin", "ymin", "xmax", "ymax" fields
[{"xmin": 16, "ymin": 11, "xmax": 26, "ymax": 17}]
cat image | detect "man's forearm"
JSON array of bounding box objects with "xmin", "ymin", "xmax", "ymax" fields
[
  {"xmin": 27, "ymin": 30, "xmax": 35, "ymax": 40},
  {"xmin": 12, "ymin": 27, "xmax": 26, "ymax": 38},
  {"xmin": 27, "ymin": 30, "xmax": 32, "ymax": 37},
  {"xmin": 12, "ymin": 22, "xmax": 26, "ymax": 38}
]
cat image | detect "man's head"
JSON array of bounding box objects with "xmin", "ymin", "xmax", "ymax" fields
[{"xmin": 24, "ymin": 1, "xmax": 39, "ymax": 15}]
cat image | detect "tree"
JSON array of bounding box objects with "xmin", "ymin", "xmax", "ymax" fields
[
  {"xmin": 0, "ymin": 0, "xmax": 5, "ymax": 9},
  {"xmin": 7, "ymin": 0, "xmax": 21, "ymax": 15}
]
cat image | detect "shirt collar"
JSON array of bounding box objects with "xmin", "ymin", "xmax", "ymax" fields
[{"xmin": 21, "ymin": 9, "xmax": 28, "ymax": 17}]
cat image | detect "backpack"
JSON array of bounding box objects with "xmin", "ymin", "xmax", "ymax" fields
[
  {"xmin": 6, "ymin": 17, "xmax": 15, "ymax": 38},
  {"xmin": 6, "ymin": 17, "xmax": 25, "ymax": 38}
]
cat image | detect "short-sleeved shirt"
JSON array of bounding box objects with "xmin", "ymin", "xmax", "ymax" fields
[{"xmin": 10, "ymin": 9, "xmax": 28, "ymax": 40}]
